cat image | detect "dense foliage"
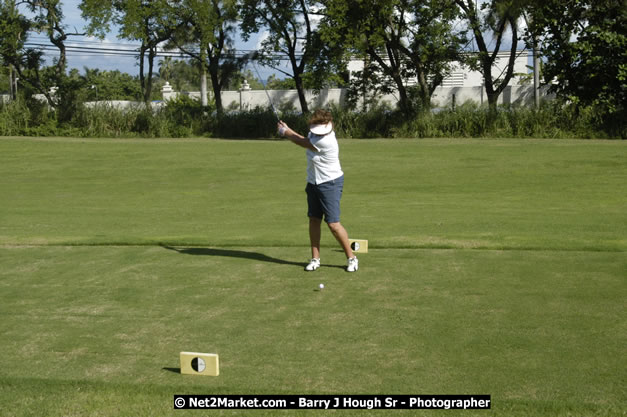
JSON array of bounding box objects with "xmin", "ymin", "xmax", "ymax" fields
[
  {"xmin": 321, "ymin": 0, "xmax": 468, "ymax": 116},
  {"xmin": 1, "ymin": 97, "xmax": 617, "ymax": 139},
  {"xmin": 0, "ymin": 0, "xmax": 625, "ymax": 138},
  {"xmin": 525, "ymin": 0, "xmax": 626, "ymax": 136}
]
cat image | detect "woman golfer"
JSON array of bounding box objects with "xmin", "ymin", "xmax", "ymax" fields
[{"xmin": 277, "ymin": 110, "xmax": 358, "ymax": 272}]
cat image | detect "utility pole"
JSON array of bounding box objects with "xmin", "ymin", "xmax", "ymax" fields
[
  {"xmin": 10, "ymin": 16, "xmax": 21, "ymax": 101},
  {"xmin": 533, "ymin": 38, "xmax": 540, "ymax": 108},
  {"xmin": 523, "ymin": 12, "xmax": 541, "ymax": 109},
  {"xmin": 199, "ymin": 47, "xmax": 208, "ymax": 107},
  {"xmin": 9, "ymin": 64, "xmax": 17, "ymax": 100},
  {"xmin": 200, "ymin": 66, "xmax": 208, "ymax": 106},
  {"xmin": 8, "ymin": 65, "xmax": 14, "ymax": 100}
]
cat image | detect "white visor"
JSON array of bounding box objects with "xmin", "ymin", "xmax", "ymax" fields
[{"xmin": 309, "ymin": 122, "xmax": 333, "ymax": 136}]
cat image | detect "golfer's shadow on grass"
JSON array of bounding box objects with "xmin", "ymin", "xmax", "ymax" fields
[
  {"xmin": 161, "ymin": 245, "xmax": 346, "ymax": 270},
  {"xmin": 160, "ymin": 245, "xmax": 303, "ymax": 268}
]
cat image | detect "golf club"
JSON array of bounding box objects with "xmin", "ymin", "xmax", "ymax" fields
[{"xmin": 251, "ymin": 60, "xmax": 280, "ymax": 122}]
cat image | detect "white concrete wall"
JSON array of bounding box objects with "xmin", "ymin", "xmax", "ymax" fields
[
  {"xmin": 431, "ymin": 85, "xmax": 550, "ymax": 107},
  {"xmin": 348, "ymin": 51, "xmax": 531, "ymax": 88},
  {"xmin": 218, "ymin": 88, "xmax": 347, "ymax": 112},
  {"xmin": 171, "ymin": 84, "xmax": 546, "ymax": 112},
  {"xmin": 83, "ymin": 100, "xmax": 166, "ymax": 110},
  {"xmin": 162, "ymin": 50, "xmax": 541, "ymax": 111}
]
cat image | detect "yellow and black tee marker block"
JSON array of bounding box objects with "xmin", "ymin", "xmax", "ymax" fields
[
  {"xmin": 180, "ymin": 352, "xmax": 219, "ymax": 376},
  {"xmin": 349, "ymin": 239, "xmax": 368, "ymax": 253}
]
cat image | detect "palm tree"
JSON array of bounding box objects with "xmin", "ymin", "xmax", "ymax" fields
[{"xmin": 159, "ymin": 56, "xmax": 173, "ymax": 82}]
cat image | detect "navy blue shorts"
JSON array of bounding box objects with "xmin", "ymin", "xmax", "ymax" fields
[{"xmin": 306, "ymin": 175, "xmax": 344, "ymax": 223}]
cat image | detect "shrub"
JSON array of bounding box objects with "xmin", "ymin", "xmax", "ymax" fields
[
  {"xmin": 0, "ymin": 100, "xmax": 30, "ymax": 136},
  {"xmin": 0, "ymin": 95, "xmax": 623, "ymax": 139},
  {"xmin": 160, "ymin": 96, "xmax": 215, "ymax": 137},
  {"xmin": 330, "ymin": 103, "xmax": 397, "ymax": 138},
  {"xmin": 215, "ymin": 107, "xmax": 283, "ymax": 139},
  {"xmin": 71, "ymin": 104, "xmax": 139, "ymax": 137}
]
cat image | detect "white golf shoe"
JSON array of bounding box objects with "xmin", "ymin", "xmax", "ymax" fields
[
  {"xmin": 305, "ymin": 258, "xmax": 321, "ymax": 271},
  {"xmin": 347, "ymin": 257, "xmax": 359, "ymax": 272}
]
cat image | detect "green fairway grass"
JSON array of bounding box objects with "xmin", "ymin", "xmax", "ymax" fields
[{"xmin": 0, "ymin": 137, "xmax": 625, "ymax": 416}]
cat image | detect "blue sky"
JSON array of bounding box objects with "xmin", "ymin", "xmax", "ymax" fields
[
  {"xmin": 44, "ymin": 0, "xmax": 268, "ymax": 77},
  {"xmin": 32, "ymin": 1, "xmax": 523, "ymax": 81}
]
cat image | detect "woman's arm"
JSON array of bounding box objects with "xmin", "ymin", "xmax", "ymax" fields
[{"xmin": 278, "ymin": 121, "xmax": 318, "ymax": 152}]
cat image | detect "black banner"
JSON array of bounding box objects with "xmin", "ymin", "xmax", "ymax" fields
[{"xmin": 174, "ymin": 395, "xmax": 491, "ymax": 410}]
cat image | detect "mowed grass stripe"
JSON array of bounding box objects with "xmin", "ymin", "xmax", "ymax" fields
[
  {"xmin": 0, "ymin": 137, "xmax": 625, "ymax": 416},
  {"xmin": 1, "ymin": 242, "xmax": 625, "ymax": 252},
  {"xmin": 1, "ymin": 137, "xmax": 626, "ymax": 252},
  {"xmin": 0, "ymin": 245, "xmax": 624, "ymax": 417}
]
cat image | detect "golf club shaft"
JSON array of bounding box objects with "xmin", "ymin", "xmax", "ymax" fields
[{"xmin": 252, "ymin": 61, "xmax": 280, "ymax": 121}]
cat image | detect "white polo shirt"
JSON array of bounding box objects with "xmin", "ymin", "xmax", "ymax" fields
[{"xmin": 306, "ymin": 129, "xmax": 344, "ymax": 185}]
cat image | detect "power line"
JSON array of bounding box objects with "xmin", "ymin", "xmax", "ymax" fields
[{"xmin": 23, "ymin": 41, "xmax": 302, "ymax": 60}]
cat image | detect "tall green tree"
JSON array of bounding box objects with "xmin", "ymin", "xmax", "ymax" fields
[
  {"xmin": 526, "ymin": 0, "xmax": 626, "ymax": 133},
  {"xmin": 165, "ymin": 59, "xmax": 202, "ymax": 92},
  {"xmin": 455, "ymin": 0, "xmax": 523, "ymax": 112},
  {"xmin": 0, "ymin": 0, "xmax": 25, "ymax": 100},
  {"xmin": 165, "ymin": 0, "xmax": 244, "ymax": 115},
  {"xmin": 80, "ymin": 0, "xmax": 181, "ymax": 107},
  {"xmin": 239, "ymin": 0, "xmax": 331, "ymax": 113},
  {"xmin": 321, "ymin": 0, "xmax": 467, "ymax": 116},
  {"xmin": 159, "ymin": 56, "xmax": 173, "ymax": 82},
  {"xmin": 82, "ymin": 68, "xmax": 142, "ymax": 100},
  {"xmin": 0, "ymin": 0, "xmax": 85, "ymax": 115},
  {"xmin": 0, "ymin": 67, "xmax": 8, "ymax": 93}
]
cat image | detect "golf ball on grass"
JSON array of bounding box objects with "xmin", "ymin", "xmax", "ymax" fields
[{"xmin": 319, "ymin": 283, "xmax": 324, "ymax": 290}]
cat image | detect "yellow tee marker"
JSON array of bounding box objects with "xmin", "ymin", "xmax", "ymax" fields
[
  {"xmin": 180, "ymin": 352, "xmax": 219, "ymax": 376},
  {"xmin": 349, "ymin": 239, "xmax": 368, "ymax": 253}
]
